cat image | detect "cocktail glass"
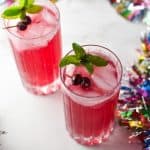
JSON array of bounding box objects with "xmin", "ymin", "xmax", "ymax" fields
[
  {"xmin": 60, "ymin": 45, "xmax": 122, "ymax": 145},
  {"xmin": 4, "ymin": 0, "xmax": 62, "ymax": 95}
]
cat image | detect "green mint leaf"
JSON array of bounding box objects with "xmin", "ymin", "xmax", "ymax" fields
[
  {"xmin": 60, "ymin": 43, "xmax": 108, "ymax": 74},
  {"xmin": 20, "ymin": 11, "xmax": 26, "ymax": 19},
  {"xmin": 84, "ymin": 62, "xmax": 94, "ymax": 74},
  {"xmin": 19, "ymin": 0, "xmax": 34, "ymax": 8},
  {"xmin": 1, "ymin": 6, "xmax": 22, "ymax": 19},
  {"xmin": 27, "ymin": 0, "xmax": 35, "ymax": 6},
  {"xmin": 72, "ymin": 43, "xmax": 86, "ymax": 59},
  {"xmin": 50, "ymin": 0, "xmax": 58, "ymax": 3},
  {"xmin": 87, "ymin": 54, "xmax": 108, "ymax": 66},
  {"xmin": 26, "ymin": 4, "xmax": 43, "ymax": 14},
  {"xmin": 19, "ymin": 0, "xmax": 27, "ymax": 7},
  {"xmin": 60, "ymin": 55, "xmax": 80, "ymax": 67}
]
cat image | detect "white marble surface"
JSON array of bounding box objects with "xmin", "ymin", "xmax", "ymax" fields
[{"xmin": 0, "ymin": 0, "xmax": 145, "ymax": 150}]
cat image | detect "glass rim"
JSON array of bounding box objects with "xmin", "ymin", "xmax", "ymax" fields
[
  {"xmin": 3, "ymin": 1, "xmax": 60, "ymax": 40},
  {"xmin": 60, "ymin": 44, "xmax": 123, "ymax": 99}
]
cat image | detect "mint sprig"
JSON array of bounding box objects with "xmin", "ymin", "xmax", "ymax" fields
[
  {"xmin": 59, "ymin": 55, "xmax": 80, "ymax": 67},
  {"xmin": 26, "ymin": 5, "xmax": 43, "ymax": 14},
  {"xmin": 1, "ymin": 6, "xmax": 22, "ymax": 19},
  {"xmin": 60, "ymin": 43, "xmax": 108, "ymax": 74},
  {"xmin": 72, "ymin": 43, "xmax": 86, "ymax": 59},
  {"xmin": 1, "ymin": 0, "xmax": 43, "ymax": 19}
]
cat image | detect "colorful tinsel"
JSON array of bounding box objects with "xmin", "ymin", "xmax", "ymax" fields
[
  {"xmin": 110, "ymin": 0, "xmax": 150, "ymax": 25},
  {"xmin": 117, "ymin": 29, "xmax": 150, "ymax": 150}
]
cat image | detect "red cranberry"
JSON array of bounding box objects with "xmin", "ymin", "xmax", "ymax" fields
[
  {"xmin": 72, "ymin": 74, "xmax": 83, "ymax": 85},
  {"xmin": 17, "ymin": 22, "xmax": 27, "ymax": 31},
  {"xmin": 80, "ymin": 77, "xmax": 91, "ymax": 88},
  {"xmin": 23, "ymin": 16, "xmax": 32, "ymax": 25}
]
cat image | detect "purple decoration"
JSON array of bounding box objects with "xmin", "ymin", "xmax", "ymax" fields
[{"xmin": 140, "ymin": 80, "xmax": 150, "ymax": 97}]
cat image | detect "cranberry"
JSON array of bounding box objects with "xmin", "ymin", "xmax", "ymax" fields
[
  {"xmin": 80, "ymin": 77, "xmax": 91, "ymax": 88},
  {"xmin": 72, "ymin": 74, "xmax": 83, "ymax": 85},
  {"xmin": 17, "ymin": 22, "xmax": 27, "ymax": 31},
  {"xmin": 23, "ymin": 16, "xmax": 32, "ymax": 25}
]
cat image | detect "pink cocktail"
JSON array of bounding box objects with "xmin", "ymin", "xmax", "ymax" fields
[
  {"xmin": 5, "ymin": 0, "xmax": 62, "ymax": 95},
  {"xmin": 61, "ymin": 45, "xmax": 122, "ymax": 145}
]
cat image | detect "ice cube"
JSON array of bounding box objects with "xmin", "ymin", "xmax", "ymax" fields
[
  {"xmin": 42, "ymin": 7, "xmax": 57, "ymax": 27},
  {"xmin": 94, "ymin": 63, "xmax": 117, "ymax": 88},
  {"xmin": 7, "ymin": 7, "xmax": 58, "ymax": 51},
  {"xmin": 91, "ymin": 74, "xmax": 113, "ymax": 92},
  {"xmin": 65, "ymin": 65, "xmax": 75, "ymax": 77}
]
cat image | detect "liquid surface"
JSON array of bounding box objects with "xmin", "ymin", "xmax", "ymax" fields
[{"xmin": 63, "ymin": 52, "xmax": 118, "ymax": 97}]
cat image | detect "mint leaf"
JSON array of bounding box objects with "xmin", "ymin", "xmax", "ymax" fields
[
  {"xmin": 72, "ymin": 43, "xmax": 86, "ymax": 59},
  {"xmin": 20, "ymin": 11, "xmax": 26, "ymax": 19},
  {"xmin": 1, "ymin": 6, "xmax": 22, "ymax": 19},
  {"xmin": 50, "ymin": 0, "xmax": 58, "ymax": 3},
  {"xmin": 87, "ymin": 54, "xmax": 108, "ymax": 66},
  {"xmin": 1, "ymin": 0, "xmax": 43, "ymax": 20},
  {"xmin": 19, "ymin": 0, "xmax": 27, "ymax": 7},
  {"xmin": 26, "ymin": 4, "xmax": 43, "ymax": 14},
  {"xmin": 60, "ymin": 55, "xmax": 80, "ymax": 67},
  {"xmin": 60, "ymin": 43, "xmax": 108, "ymax": 75},
  {"xmin": 27, "ymin": 0, "xmax": 35, "ymax": 6},
  {"xmin": 19, "ymin": 0, "xmax": 34, "ymax": 8},
  {"xmin": 84, "ymin": 62, "xmax": 94, "ymax": 74}
]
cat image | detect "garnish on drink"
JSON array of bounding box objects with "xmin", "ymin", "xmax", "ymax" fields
[
  {"xmin": 60, "ymin": 43, "xmax": 108, "ymax": 89},
  {"xmin": 1, "ymin": 0, "xmax": 43, "ymax": 30}
]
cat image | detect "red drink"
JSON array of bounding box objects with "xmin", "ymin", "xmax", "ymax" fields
[
  {"xmin": 61, "ymin": 45, "xmax": 122, "ymax": 145},
  {"xmin": 5, "ymin": 0, "xmax": 62, "ymax": 95}
]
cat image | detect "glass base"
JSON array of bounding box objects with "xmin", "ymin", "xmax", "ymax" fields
[
  {"xmin": 72, "ymin": 135, "xmax": 103, "ymax": 146},
  {"xmin": 103, "ymin": 126, "xmax": 114, "ymax": 141},
  {"xmin": 68, "ymin": 124, "xmax": 114, "ymax": 146},
  {"xmin": 22, "ymin": 79, "xmax": 60, "ymax": 95}
]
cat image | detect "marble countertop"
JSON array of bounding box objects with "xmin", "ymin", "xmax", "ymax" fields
[{"xmin": 0, "ymin": 0, "xmax": 145, "ymax": 149}]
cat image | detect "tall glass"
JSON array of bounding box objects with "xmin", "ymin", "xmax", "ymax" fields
[
  {"xmin": 4, "ymin": 0, "xmax": 62, "ymax": 95},
  {"xmin": 60, "ymin": 45, "xmax": 122, "ymax": 145}
]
